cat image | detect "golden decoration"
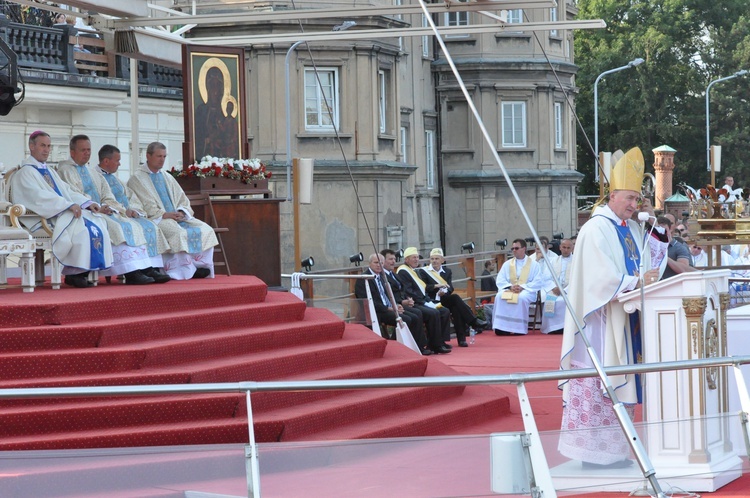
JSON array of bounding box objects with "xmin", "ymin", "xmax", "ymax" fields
[{"xmin": 197, "ymin": 57, "xmax": 239, "ymax": 119}]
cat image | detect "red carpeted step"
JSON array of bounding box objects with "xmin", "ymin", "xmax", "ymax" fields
[
  {"xmin": 0, "ymin": 395, "xmax": 242, "ymax": 438},
  {"xmin": 184, "ymin": 326, "xmax": 388, "ymax": 383},
  {"xmin": 306, "ymin": 385, "xmax": 511, "ymax": 441},
  {"xmin": 248, "ymin": 341, "xmax": 429, "ymax": 412},
  {"xmin": 0, "ymin": 371, "xmax": 192, "ymax": 390},
  {"xmin": 0, "ymin": 276, "xmax": 268, "ymax": 328},
  {"xmin": 0, "ymin": 418, "xmax": 262, "ymax": 451},
  {"xmin": 253, "ymin": 379, "xmax": 467, "ymax": 441},
  {"xmin": 0, "ymin": 292, "xmax": 307, "ymax": 352}
]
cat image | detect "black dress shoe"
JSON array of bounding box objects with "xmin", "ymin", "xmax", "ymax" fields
[
  {"xmin": 142, "ymin": 267, "xmax": 171, "ymax": 283},
  {"xmin": 458, "ymin": 340, "xmax": 468, "ymax": 347},
  {"xmin": 124, "ymin": 270, "xmax": 156, "ymax": 285},
  {"xmin": 192, "ymin": 268, "xmax": 211, "ymax": 279},
  {"xmin": 64, "ymin": 272, "xmax": 92, "ymax": 288},
  {"xmin": 433, "ymin": 345, "xmax": 452, "ymax": 354},
  {"xmin": 421, "ymin": 348, "xmax": 433, "ymax": 356},
  {"xmin": 549, "ymin": 328, "xmax": 564, "ymax": 335},
  {"xmin": 442, "ymin": 343, "xmax": 453, "ymax": 350}
]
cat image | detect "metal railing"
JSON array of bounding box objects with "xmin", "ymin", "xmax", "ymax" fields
[
  {"xmin": 1, "ymin": 355, "xmax": 749, "ymax": 498},
  {"xmin": 282, "ymin": 250, "xmax": 507, "ymax": 307}
]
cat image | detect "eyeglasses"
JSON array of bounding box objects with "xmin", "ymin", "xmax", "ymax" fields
[{"xmin": 511, "ymin": 247, "xmax": 524, "ymax": 251}]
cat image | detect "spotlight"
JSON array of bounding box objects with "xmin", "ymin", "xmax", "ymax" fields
[
  {"xmin": 349, "ymin": 252, "xmax": 364, "ymax": 266},
  {"xmin": 552, "ymin": 232, "xmax": 564, "ymax": 240},
  {"xmin": 300, "ymin": 256, "xmax": 315, "ymax": 272},
  {"xmin": 395, "ymin": 249, "xmax": 404, "ymax": 262},
  {"xmin": 461, "ymin": 241, "xmax": 475, "ymax": 254},
  {"xmin": 495, "ymin": 239, "xmax": 507, "ymax": 250},
  {"xmin": 525, "ymin": 237, "xmax": 535, "ymax": 246}
]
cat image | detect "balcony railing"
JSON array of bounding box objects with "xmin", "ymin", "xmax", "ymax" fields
[{"xmin": 0, "ymin": 15, "xmax": 181, "ymax": 89}]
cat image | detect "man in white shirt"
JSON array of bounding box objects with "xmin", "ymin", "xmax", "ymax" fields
[{"xmin": 492, "ymin": 238, "xmax": 542, "ymax": 335}]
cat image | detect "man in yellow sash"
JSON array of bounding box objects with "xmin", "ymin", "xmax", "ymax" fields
[
  {"xmin": 420, "ymin": 248, "xmax": 488, "ymax": 347},
  {"xmin": 397, "ymin": 247, "xmax": 452, "ymax": 354},
  {"xmin": 492, "ymin": 238, "xmax": 542, "ymax": 335}
]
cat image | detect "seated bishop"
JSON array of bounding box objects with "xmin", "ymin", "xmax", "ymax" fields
[
  {"xmin": 539, "ymin": 239, "xmax": 574, "ymax": 335},
  {"xmin": 9, "ymin": 130, "xmax": 113, "ymax": 288},
  {"xmin": 492, "ymin": 238, "xmax": 543, "ymax": 335},
  {"xmin": 57, "ymin": 136, "xmax": 170, "ymax": 284},
  {"xmin": 127, "ymin": 141, "xmax": 218, "ymax": 280}
]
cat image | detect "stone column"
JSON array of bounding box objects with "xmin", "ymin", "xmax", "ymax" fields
[{"xmin": 653, "ymin": 144, "xmax": 677, "ymax": 210}]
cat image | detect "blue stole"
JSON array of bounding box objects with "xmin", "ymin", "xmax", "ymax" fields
[
  {"xmin": 31, "ymin": 165, "xmax": 62, "ymax": 196},
  {"xmin": 74, "ymin": 165, "xmax": 101, "ymax": 204},
  {"xmin": 610, "ymin": 218, "xmax": 643, "ymax": 403},
  {"xmin": 84, "ymin": 218, "xmax": 108, "ymax": 270},
  {"xmin": 102, "ymin": 171, "xmax": 129, "ymax": 208},
  {"xmin": 102, "ymin": 171, "xmax": 159, "ymax": 257},
  {"xmin": 149, "ymin": 171, "xmax": 202, "ymax": 254}
]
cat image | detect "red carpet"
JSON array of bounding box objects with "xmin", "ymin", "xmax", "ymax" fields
[{"xmin": 0, "ymin": 276, "xmax": 511, "ymax": 450}]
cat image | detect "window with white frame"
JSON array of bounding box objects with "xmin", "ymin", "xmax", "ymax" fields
[
  {"xmin": 550, "ymin": 7, "xmax": 557, "ymax": 36},
  {"xmin": 554, "ymin": 102, "xmax": 563, "ymax": 149},
  {"xmin": 425, "ymin": 130, "xmax": 435, "ymax": 188},
  {"xmin": 400, "ymin": 126, "xmax": 408, "ymax": 163},
  {"xmin": 506, "ymin": 9, "xmax": 522, "ymax": 24},
  {"xmin": 304, "ymin": 67, "xmax": 339, "ymax": 131},
  {"xmin": 378, "ymin": 70, "xmax": 387, "ymax": 134},
  {"xmin": 422, "ymin": 15, "xmax": 430, "ymax": 57},
  {"xmin": 501, "ymin": 101, "xmax": 526, "ymax": 147},
  {"xmin": 445, "ymin": 0, "xmax": 469, "ymax": 33}
]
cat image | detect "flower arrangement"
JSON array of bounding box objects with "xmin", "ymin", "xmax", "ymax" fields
[{"xmin": 169, "ymin": 156, "xmax": 272, "ymax": 183}]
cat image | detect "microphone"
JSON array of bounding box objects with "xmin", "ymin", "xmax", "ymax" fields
[{"xmin": 637, "ymin": 212, "xmax": 655, "ymax": 223}]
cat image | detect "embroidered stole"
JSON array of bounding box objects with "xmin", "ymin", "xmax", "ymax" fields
[
  {"xmin": 30, "ymin": 165, "xmax": 62, "ymax": 196},
  {"xmin": 501, "ymin": 257, "xmax": 532, "ymax": 304},
  {"xmin": 606, "ymin": 216, "xmax": 644, "ymax": 403},
  {"xmin": 103, "ymin": 172, "xmax": 160, "ymax": 257},
  {"xmin": 149, "ymin": 171, "xmax": 202, "ymax": 254}
]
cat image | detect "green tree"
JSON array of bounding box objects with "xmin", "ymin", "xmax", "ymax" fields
[{"xmin": 574, "ymin": 0, "xmax": 750, "ymax": 195}]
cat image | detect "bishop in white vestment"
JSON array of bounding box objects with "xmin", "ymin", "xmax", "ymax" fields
[
  {"xmin": 558, "ymin": 148, "xmax": 663, "ymax": 468},
  {"xmin": 9, "ymin": 131, "xmax": 112, "ymax": 287}
]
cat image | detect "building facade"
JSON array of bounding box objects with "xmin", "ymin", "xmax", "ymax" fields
[{"xmin": 1, "ymin": 0, "xmax": 583, "ymax": 276}]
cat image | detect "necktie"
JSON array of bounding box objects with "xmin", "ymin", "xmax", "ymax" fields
[
  {"xmin": 375, "ymin": 275, "xmax": 392, "ymax": 308},
  {"xmin": 621, "ymin": 220, "xmax": 627, "ymax": 227}
]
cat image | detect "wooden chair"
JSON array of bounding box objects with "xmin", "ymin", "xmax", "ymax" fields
[{"xmin": 187, "ymin": 193, "xmax": 231, "ymax": 276}]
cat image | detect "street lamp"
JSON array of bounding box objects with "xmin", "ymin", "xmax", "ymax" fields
[
  {"xmin": 705, "ymin": 69, "xmax": 748, "ymax": 176},
  {"xmin": 594, "ymin": 57, "xmax": 644, "ymax": 183},
  {"xmin": 284, "ymin": 21, "xmax": 356, "ymax": 200}
]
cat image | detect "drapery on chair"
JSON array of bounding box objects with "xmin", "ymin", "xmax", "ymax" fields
[{"xmin": 186, "ymin": 193, "xmax": 231, "ymax": 276}]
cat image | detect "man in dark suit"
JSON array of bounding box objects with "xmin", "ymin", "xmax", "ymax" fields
[
  {"xmin": 396, "ymin": 247, "xmax": 452, "ymax": 354},
  {"xmin": 419, "ymin": 248, "xmax": 489, "ymax": 346},
  {"xmin": 354, "ymin": 253, "xmax": 431, "ymax": 354}
]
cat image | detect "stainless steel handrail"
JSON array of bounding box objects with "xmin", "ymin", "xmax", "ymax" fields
[{"xmin": 1, "ymin": 355, "xmax": 748, "ymax": 399}]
